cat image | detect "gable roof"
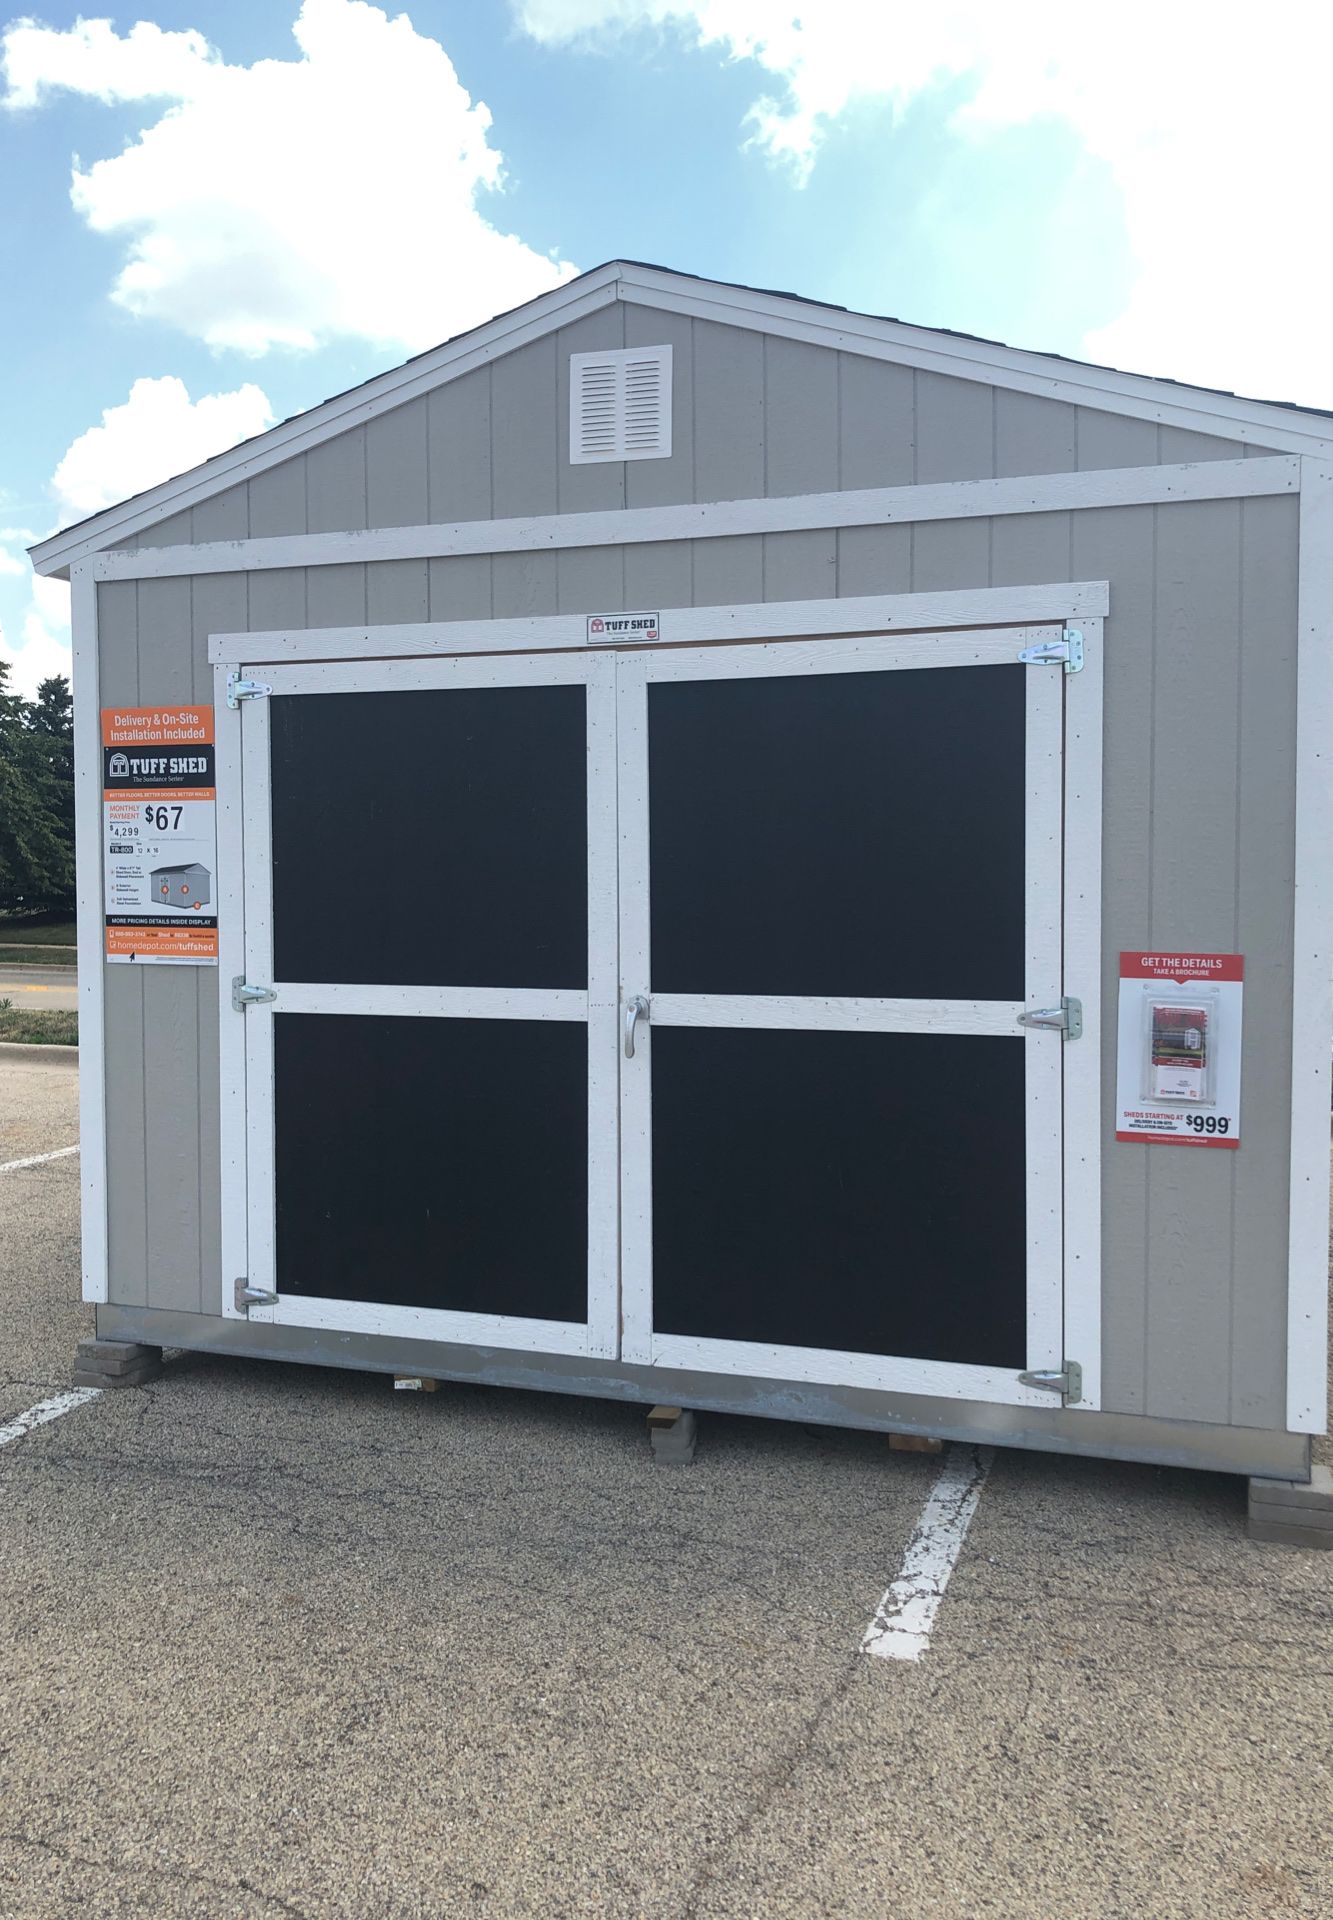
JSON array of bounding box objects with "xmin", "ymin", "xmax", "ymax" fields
[{"xmin": 31, "ymin": 258, "xmax": 1333, "ymax": 578}]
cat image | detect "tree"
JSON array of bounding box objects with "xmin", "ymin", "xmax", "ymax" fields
[
  {"xmin": 28, "ymin": 675, "xmax": 75, "ymax": 851},
  {"xmin": 0, "ymin": 661, "xmax": 75, "ymax": 914}
]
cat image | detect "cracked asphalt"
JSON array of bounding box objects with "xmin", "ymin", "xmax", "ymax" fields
[{"xmin": 1, "ymin": 1054, "xmax": 1331, "ymax": 1919}]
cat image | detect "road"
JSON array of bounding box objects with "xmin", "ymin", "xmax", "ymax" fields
[
  {"xmin": 0, "ymin": 1053, "xmax": 1330, "ymax": 1918},
  {"xmin": 0, "ymin": 964, "xmax": 78, "ymax": 1012}
]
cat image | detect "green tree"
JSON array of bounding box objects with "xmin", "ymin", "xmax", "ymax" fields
[
  {"xmin": 0, "ymin": 660, "xmax": 75, "ymax": 913},
  {"xmin": 28, "ymin": 675, "xmax": 75, "ymax": 851}
]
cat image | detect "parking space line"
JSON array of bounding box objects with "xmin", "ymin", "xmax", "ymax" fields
[
  {"xmin": 0, "ymin": 1144, "xmax": 80, "ymax": 1175},
  {"xmin": 861, "ymin": 1444, "xmax": 995, "ymax": 1662},
  {"xmin": 0, "ymin": 1388, "xmax": 102, "ymax": 1452}
]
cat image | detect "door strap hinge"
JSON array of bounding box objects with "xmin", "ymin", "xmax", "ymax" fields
[
  {"xmin": 226, "ymin": 672, "xmax": 272, "ymax": 708},
  {"xmin": 1017, "ymin": 996, "xmax": 1082, "ymax": 1040},
  {"xmin": 234, "ymin": 1279, "xmax": 279, "ymax": 1313},
  {"xmin": 1019, "ymin": 1361, "xmax": 1084, "ymax": 1406},
  {"xmin": 1018, "ymin": 627, "xmax": 1084, "ymax": 674},
  {"xmin": 231, "ymin": 976, "xmax": 277, "ymax": 1012}
]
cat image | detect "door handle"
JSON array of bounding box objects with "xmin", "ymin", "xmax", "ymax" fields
[{"xmin": 624, "ymin": 995, "xmax": 650, "ymax": 1059}]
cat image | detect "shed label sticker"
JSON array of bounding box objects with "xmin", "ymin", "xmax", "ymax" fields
[
  {"xmin": 1115, "ymin": 951, "xmax": 1243, "ymax": 1147},
  {"xmin": 586, "ymin": 611, "xmax": 661, "ymax": 645},
  {"xmin": 101, "ymin": 706, "xmax": 217, "ymax": 965}
]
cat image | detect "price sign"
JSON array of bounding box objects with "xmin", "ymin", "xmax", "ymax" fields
[
  {"xmin": 1115, "ymin": 951, "xmax": 1243, "ymax": 1148},
  {"xmin": 101, "ymin": 706, "xmax": 218, "ymax": 965}
]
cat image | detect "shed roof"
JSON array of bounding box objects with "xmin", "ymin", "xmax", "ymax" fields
[{"xmin": 31, "ymin": 258, "xmax": 1333, "ymax": 578}]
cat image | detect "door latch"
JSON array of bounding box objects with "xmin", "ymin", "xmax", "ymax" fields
[{"xmin": 624, "ymin": 995, "xmax": 649, "ymax": 1059}]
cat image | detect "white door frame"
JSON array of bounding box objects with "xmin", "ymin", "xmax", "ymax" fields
[
  {"xmin": 216, "ymin": 648, "xmax": 621, "ymax": 1358},
  {"xmin": 616, "ymin": 626, "xmax": 1077, "ymax": 1409},
  {"xmin": 215, "ymin": 591, "xmax": 1103, "ymax": 1412}
]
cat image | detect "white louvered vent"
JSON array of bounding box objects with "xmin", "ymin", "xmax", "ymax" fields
[{"xmin": 570, "ymin": 345, "xmax": 672, "ymax": 464}]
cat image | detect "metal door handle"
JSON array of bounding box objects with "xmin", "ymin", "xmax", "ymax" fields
[{"xmin": 624, "ymin": 995, "xmax": 649, "ymax": 1059}]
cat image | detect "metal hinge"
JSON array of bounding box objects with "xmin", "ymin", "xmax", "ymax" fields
[
  {"xmin": 1017, "ymin": 996, "xmax": 1082, "ymax": 1040},
  {"xmin": 225, "ymin": 672, "xmax": 272, "ymax": 708},
  {"xmin": 231, "ymin": 975, "xmax": 277, "ymax": 1012},
  {"xmin": 234, "ymin": 1279, "xmax": 279, "ymax": 1313},
  {"xmin": 1018, "ymin": 627, "xmax": 1084, "ymax": 674},
  {"xmin": 1019, "ymin": 1361, "xmax": 1084, "ymax": 1406}
]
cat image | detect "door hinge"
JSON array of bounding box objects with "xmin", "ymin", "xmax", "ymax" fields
[
  {"xmin": 231, "ymin": 976, "xmax": 277, "ymax": 1012},
  {"xmin": 1017, "ymin": 996, "xmax": 1082, "ymax": 1040},
  {"xmin": 226, "ymin": 672, "xmax": 272, "ymax": 708},
  {"xmin": 1018, "ymin": 627, "xmax": 1084, "ymax": 674},
  {"xmin": 234, "ymin": 1279, "xmax": 279, "ymax": 1313},
  {"xmin": 1019, "ymin": 1361, "xmax": 1084, "ymax": 1405}
]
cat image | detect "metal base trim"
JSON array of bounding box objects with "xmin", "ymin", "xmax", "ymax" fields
[{"xmin": 95, "ymin": 1303, "xmax": 1312, "ymax": 1483}]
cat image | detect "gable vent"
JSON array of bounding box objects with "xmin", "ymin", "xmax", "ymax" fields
[{"xmin": 570, "ymin": 345, "xmax": 672, "ymax": 464}]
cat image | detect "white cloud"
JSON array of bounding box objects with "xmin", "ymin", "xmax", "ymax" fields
[
  {"xmin": 50, "ymin": 376, "xmax": 274, "ymax": 520},
  {"xmin": 1, "ymin": 16, "xmax": 219, "ymax": 107},
  {"xmin": 0, "ymin": 537, "xmax": 71, "ymax": 699},
  {"xmin": 1, "ymin": 0, "xmax": 577, "ymax": 356},
  {"xmin": 1, "ymin": 372, "xmax": 269, "ymax": 694},
  {"xmin": 517, "ymin": 0, "xmax": 1333, "ymax": 407}
]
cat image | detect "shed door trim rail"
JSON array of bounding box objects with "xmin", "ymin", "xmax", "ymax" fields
[{"xmin": 207, "ymin": 582, "xmax": 1109, "ymax": 667}]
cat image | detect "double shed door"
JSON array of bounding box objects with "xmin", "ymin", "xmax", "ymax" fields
[{"xmin": 228, "ymin": 628, "xmax": 1065, "ymax": 1407}]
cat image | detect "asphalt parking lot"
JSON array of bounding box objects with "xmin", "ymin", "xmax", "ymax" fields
[{"xmin": 1, "ymin": 1051, "xmax": 1331, "ymax": 1919}]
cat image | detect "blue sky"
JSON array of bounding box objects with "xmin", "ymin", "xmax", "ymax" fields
[{"xmin": 0, "ymin": 1, "xmax": 1322, "ymax": 694}]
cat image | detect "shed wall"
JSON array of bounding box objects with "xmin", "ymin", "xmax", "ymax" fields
[
  {"xmin": 96, "ymin": 309, "xmax": 1300, "ymax": 1435},
  {"xmin": 97, "ymin": 489, "xmax": 1300, "ymax": 1433}
]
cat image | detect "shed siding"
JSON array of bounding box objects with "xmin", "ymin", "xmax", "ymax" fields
[
  {"xmin": 126, "ymin": 309, "xmax": 1285, "ymax": 554},
  {"xmin": 97, "ymin": 490, "xmax": 1300, "ymax": 1432},
  {"xmin": 96, "ymin": 307, "xmax": 1298, "ymax": 1435}
]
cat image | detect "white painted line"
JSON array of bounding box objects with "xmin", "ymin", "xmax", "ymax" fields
[
  {"xmin": 862, "ymin": 1444, "xmax": 995, "ymax": 1662},
  {"xmin": 0, "ymin": 1144, "xmax": 80, "ymax": 1175},
  {"xmin": 0, "ymin": 1388, "xmax": 102, "ymax": 1451}
]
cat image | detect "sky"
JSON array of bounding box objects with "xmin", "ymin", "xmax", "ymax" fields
[{"xmin": 0, "ymin": 0, "xmax": 1327, "ymax": 696}]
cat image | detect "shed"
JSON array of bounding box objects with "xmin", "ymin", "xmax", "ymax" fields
[
  {"xmin": 33, "ymin": 261, "xmax": 1333, "ymax": 1517},
  {"xmin": 150, "ymin": 862, "xmax": 211, "ymax": 910}
]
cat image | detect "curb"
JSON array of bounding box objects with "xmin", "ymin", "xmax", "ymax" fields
[{"xmin": 0, "ymin": 1042, "xmax": 79, "ymax": 1065}]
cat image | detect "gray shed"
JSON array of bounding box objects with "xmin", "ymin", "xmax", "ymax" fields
[
  {"xmin": 149, "ymin": 862, "xmax": 211, "ymax": 909},
  {"xmin": 32, "ymin": 262, "xmax": 1333, "ymax": 1519}
]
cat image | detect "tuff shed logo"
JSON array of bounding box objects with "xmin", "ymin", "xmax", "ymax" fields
[{"xmin": 586, "ymin": 611, "xmax": 661, "ymax": 645}]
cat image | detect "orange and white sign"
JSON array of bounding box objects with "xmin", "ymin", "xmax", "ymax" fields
[{"xmin": 101, "ymin": 705, "xmax": 218, "ymax": 965}]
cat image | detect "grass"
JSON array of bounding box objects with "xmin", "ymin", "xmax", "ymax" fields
[
  {"xmin": 0, "ymin": 1002, "xmax": 78, "ymax": 1046},
  {"xmin": 0, "ymin": 944, "xmax": 77, "ymax": 967},
  {"xmin": 0, "ymin": 914, "xmax": 77, "ymax": 946}
]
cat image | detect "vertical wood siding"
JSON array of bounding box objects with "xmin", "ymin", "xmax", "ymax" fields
[{"xmin": 101, "ymin": 312, "xmax": 1298, "ymax": 1432}]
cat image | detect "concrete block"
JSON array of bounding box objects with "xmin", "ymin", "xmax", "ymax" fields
[
  {"xmin": 649, "ymin": 1406, "xmax": 697, "ymax": 1465},
  {"xmin": 1248, "ymin": 1464, "xmax": 1333, "ymax": 1513},
  {"xmin": 1248, "ymin": 1466, "xmax": 1333, "ymax": 1547},
  {"xmin": 72, "ymin": 1339, "xmax": 162, "ymax": 1389},
  {"xmin": 1247, "ymin": 1517, "xmax": 1333, "ymax": 1550}
]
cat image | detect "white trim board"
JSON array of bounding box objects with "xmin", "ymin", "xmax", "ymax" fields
[
  {"xmin": 70, "ymin": 561, "xmax": 108, "ymax": 1305},
  {"xmin": 1287, "ymin": 461, "xmax": 1333, "ymax": 1433},
  {"xmin": 1061, "ymin": 617, "xmax": 1104, "ymax": 1411},
  {"xmin": 30, "ymin": 259, "xmax": 1333, "ymax": 575},
  {"xmin": 87, "ymin": 456, "xmax": 1298, "ymax": 585},
  {"xmin": 211, "ymin": 584, "xmax": 1110, "ymax": 668}
]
